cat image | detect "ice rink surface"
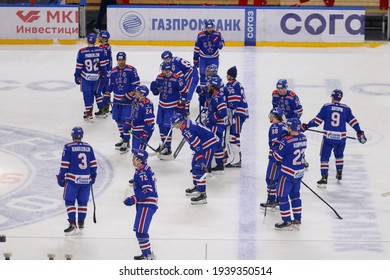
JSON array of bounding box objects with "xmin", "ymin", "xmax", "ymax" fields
[{"xmin": 0, "ymin": 42, "xmax": 390, "ymax": 262}]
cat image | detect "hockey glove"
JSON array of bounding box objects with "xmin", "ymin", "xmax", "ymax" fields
[
  {"xmin": 150, "ymin": 81, "xmax": 160, "ymax": 96},
  {"xmin": 196, "ymin": 85, "xmax": 204, "ymax": 95},
  {"xmin": 357, "ymin": 131, "xmax": 367, "ymax": 144},
  {"xmin": 56, "ymin": 175, "xmax": 65, "ymax": 188},
  {"xmin": 74, "ymin": 76, "xmax": 81, "ymax": 85},
  {"xmin": 123, "ymin": 195, "xmax": 137, "ymax": 206},
  {"xmin": 301, "ymin": 123, "xmax": 308, "ymax": 132},
  {"xmin": 90, "ymin": 173, "xmax": 97, "ymax": 185}
]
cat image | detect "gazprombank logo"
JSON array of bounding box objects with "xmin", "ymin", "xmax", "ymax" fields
[{"xmin": 16, "ymin": 10, "xmax": 41, "ymax": 23}]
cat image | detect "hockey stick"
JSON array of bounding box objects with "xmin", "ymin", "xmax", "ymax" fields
[
  {"xmin": 90, "ymin": 185, "xmax": 97, "ymax": 223},
  {"xmin": 381, "ymin": 191, "xmax": 390, "ymax": 197},
  {"xmin": 301, "ymin": 180, "xmax": 343, "ymax": 220},
  {"xmin": 307, "ymin": 128, "xmax": 357, "ymax": 140},
  {"xmin": 129, "ymin": 131, "xmax": 159, "ymax": 153}
]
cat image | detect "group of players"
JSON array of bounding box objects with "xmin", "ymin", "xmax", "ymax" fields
[
  {"xmin": 59, "ymin": 20, "xmax": 251, "ymax": 260},
  {"xmin": 58, "ymin": 20, "xmax": 369, "ymax": 260},
  {"xmin": 260, "ymin": 79, "xmax": 368, "ymax": 230}
]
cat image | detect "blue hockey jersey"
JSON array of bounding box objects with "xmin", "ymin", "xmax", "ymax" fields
[
  {"xmin": 193, "ymin": 30, "xmax": 224, "ymax": 62},
  {"xmin": 268, "ymin": 122, "xmax": 288, "ymax": 159},
  {"xmin": 153, "ymin": 73, "xmax": 188, "ymax": 108},
  {"xmin": 224, "ymin": 79, "xmax": 249, "ymax": 118},
  {"xmin": 273, "ymin": 133, "xmax": 307, "ymax": 179},
  {"xmin": 179, "ymin": 119, "xmax": 219, "ymax": 159},
  {"xmin": 170, "ymin": 56, "xmax": 195, "ymax": 82},
  {"xmin": 131, "ymin": 98, "xmax": 155, "ymax": 137},
  {"xmin": 58, "ymin": 141, "xmax": 97, "ymax": 186},
  {"xmin": 133, "ymin": 164, "xmax": 158, "ymax": 209},
  {"xmin": 108, "ymin": 65, "xmax": 140, "ymax": 103},
  {"xmin": 272, "ymin": 90, "xmax": 303, "ymax": 119},
  {"xmin": 306, "ymin": 102, "xmax": 362, "ymax": 140},
  {"xmin": 74, "ymin": 46, "xmax": 107, "ymax": 82},
  {"xmin": 205, "ymin": 90, "xmax": 228, "ymax": 126}
]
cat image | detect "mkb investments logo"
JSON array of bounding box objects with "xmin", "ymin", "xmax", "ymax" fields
[
  {"xmin": 0, "ymin": 126, "xmax": 113, "ymax": 230},
  {"xmin": 16, "ymin": 11, "xmax": 41, "ymax": 23},
  {"xmin": 119, "ymin": 11, "xmax": 145, "ymax": 37}
]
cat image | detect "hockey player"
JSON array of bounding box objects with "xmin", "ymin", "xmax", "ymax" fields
[
  {"xmin": 150, "ymin": 61, "xmax": 188, "ymax": 157},
  {"xmin": 272, "ymin": 79, "xmax": 309, "ymax": 168},
  {"xmin": 193, "ymin": 20, "xmax": 225, "ymax": 87},
  {"xmin": 74, "ymin": 33, "xmax": 108, "ymax": 122},
  {"xmin": 170, "ymin": 113, "xmax": 220, "ymax": 205},
  {"xmin": 95, "ymin": 30, "xmax": 113, "ymax": 117},
  {"xmin": 202, "ymin": 76, "xmax": 228, "ymax": 174},
  {"xmin": 56, "ymin": 127, "xmax": 97, "ymax": 236},
  {"xmin": 302, "ymin": 89, "xmax": 367, "ymax": 188},
  {"xmin": 129, "ymin": 85, "xmax": 155, "ymax": 151},
  {"xmin": 124, "ymin": 149, "xmax": 158, "ymax": 260},
  {"xmin": 196, "ymin": 64, "xmax": 222, "ymax": 112},
  {"xmin": 273, "ymin": 118, "xmax": 307, "ymax": 230},
  {"xmin": 108, "ymin": 51, "xmax": 140, "ymax": 154},
  {"xmin": 161, "ymin": 50, "xmax": 199, "ymax": 115},
  {"xmin": 260, "ymin": 107, "xmax": 288, "ymax": 210},
  {"xmin": 224, "ymin": 66, "xmax": 249, "ymax": 168},
  {"xmin": 272, "ymin": 79, "xmax": 303, "ymax": 120}
]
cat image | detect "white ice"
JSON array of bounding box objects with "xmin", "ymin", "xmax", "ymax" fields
[{"xmin": 0, "ymin": 43, "xmax": 390, "ymax": 261}]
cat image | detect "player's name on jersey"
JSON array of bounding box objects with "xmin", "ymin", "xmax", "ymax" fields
[{"xmin": 71, "ymin": 146, "xmax": 91, "ymax": 152}]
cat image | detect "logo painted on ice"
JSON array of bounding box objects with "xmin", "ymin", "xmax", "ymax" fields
[
  {"xmin": 0, "ymin": 126, "xmax": 113, "ymax": 231},
  {"xmin": 119, "ymin": 11, "xmax": 145, "ymax": 37},
  {"xmin": 16, "ymin": 11, "xmax": 41, "ymax": 23}
]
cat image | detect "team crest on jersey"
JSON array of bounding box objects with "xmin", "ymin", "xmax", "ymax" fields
[{"xmin": 0, "ymin": 125, "xmax": 113, "ymax": 231}]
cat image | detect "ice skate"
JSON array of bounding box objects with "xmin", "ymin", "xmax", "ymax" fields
[
  {"xmin": 259, "ymin": 200, "xmax": 278, "ymax": 211},
  {"xmin": 83, "ymin": 110, "xmax": 93, "ymax": 123},
  {"xmin": 317, "ymin": 174, "xmax": 328, "ymax": 188},
  {"xmin": 119, "ymin": 141, "xmax": 130, "ymax": 154},
  {"xmin": 64, "ymin": 220, "xmax": 78, "ymax": 236},
  {"xmin": 134, "ymin": 251, "xmax": 155, "ymax": 260},
  {"xmin": 292, "ymin": 219, "xmax": 301, "ymax": 230},
  {"xmin": 157, "ymin": 146, "xmax": 174, "ymax": 160},
  {"xmin": 336, "ymin": 169, "xmax": 342, "ymax": 183},
  {"xmin": 274, "ymin": 221, "xmax": 293, "ymax": 231},
  {"xmin": 185, "ymin": 186, "xmax": 199, "ymax": 197},
  {"xmin": 191, "ymin": 192, "xmax": 207, "ymax": 205},
  {"xmin": 115, "ymin": 139, "xmax": 124, "ymax": 150},
  {"xmin": 94, "ymin": 108, "xmax": 107, "ymax": 119},
  {"xmin": 211, "ymin": 163, "xmax": 224, "ymax": 175},
  {"xmin": 78, "ymin": 221, "xmax": 84, "ymax": 231}
]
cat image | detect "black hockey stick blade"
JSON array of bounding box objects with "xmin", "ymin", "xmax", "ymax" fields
[{"xmin": 301, "ymin": 180, "xmax": 343, "ymax": 219}]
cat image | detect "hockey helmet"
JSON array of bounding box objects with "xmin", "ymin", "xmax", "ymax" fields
[
  {"xmin": 286, "ymin": 118, "xmax": 301, "ymax": 131},
  {"xmin": 71, "ymin": 127, "xmax": 84, "ymax": 139},
  {"xmin": 161, "ymin": 61, "xmax": 172, "ymax": 71},
  {"xmin": 204, "ymin": 19, "xmax": 214, "ymax": 29},
  {"xmin": 208, "ymin": 76, "xmax": 222, "ymax": 89},
  {"xmin": 161, "ymin": 50, "xmax": 173, "ymax": 60},
  {"xmin": 116, "ymin": 52, "xmax": 127, "ymax": 60},
  {"xmin": 98, "ymin": 30, "xmax": 110, "ymax": 41},
  {"xmin": 135, "ymin": 85, "xmax": 149, "ymax": 97},
  {"xmin": 87, "ymin": 33, "xmax": 97, "ymax": 45},
  {"xmin": 170, "ymin": 113, "xmax": 185, "ymax": 126},
  {"xmin": 206, "ymin": 64, "xmax": 218, "ymax": 77},
  {"xmin": 269, "ymin": 107, "xmax": 284, "ymax": 121},
  {"xmin": 132, "ymin": 149, "xmax": 148, "ymax": 163},
  {"xmin": 276, "ymin": 79, "xmax": 288, "ymax": 89},
  {"xmin": 331, "ymin": 89, "xmax": 343, "ymax": 101}
]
